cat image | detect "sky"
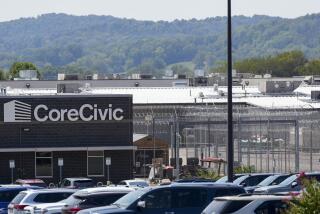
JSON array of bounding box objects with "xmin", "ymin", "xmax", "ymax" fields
[{"xmin": 1, "ymin": 0, "xmax": 320, "ymax": 22}]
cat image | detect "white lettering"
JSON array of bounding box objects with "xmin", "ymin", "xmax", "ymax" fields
[
  {"xmin": 60, "ymin": 109, "xmax": 68, "ymax": 121},
  {"xmin": 108, "ymin": 104, "xmax": 113, "ymax": 120},
  {"xmin": 98, "ymin": 109, "xmax": 108, "ymax": 120},
  {"xmin": 93, "ymin": 104, "xmax": 98, "ymax": 120},
  {"xmin": 48, "ymin": 109, "xmax": 61, "ymax": 122},
  {"xmin": 79, "ymin": 104, "xmax": 93, "ymax": 121},
  {"xmin": 113, "ymin": 108, "xmax": 124, "ymax": 121},
  {"xmin": 34, "ymin": 104, "xmax": 48, "ymax": 122},
  {"xmin": 32, "ymin": 104, "xmax": 125, "ymax": 122},
  {"xmin": 67, "ymin": 109, "xmax": 79, "ymax": 121}
]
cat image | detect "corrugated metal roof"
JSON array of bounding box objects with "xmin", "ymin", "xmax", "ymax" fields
[
  {"xmin": 2, "ymin": 86, "xmax": 320, "ymax": 109},
  {"xmin": 294, "ymin": 85, "xmax": 320, "ymax": 96}
]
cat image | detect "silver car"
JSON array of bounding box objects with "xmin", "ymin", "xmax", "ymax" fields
[
  {"xmin": 202, "ymin": 194, "xmax": 292, "ymax": 214},
  {"xmin": 8, "ymin": 189, "xmax": 75, "ymax": 214}
]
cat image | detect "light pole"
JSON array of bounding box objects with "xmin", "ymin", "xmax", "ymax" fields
[
  {"xmin": 145, "ymin": 115, "xmax": 152, "ymax": 179},
  {"xmin": 105, "ymin": 157, "xmax": 111, "ymax": 185},
  {"xmin": 9, "ymin": 160, "xmax": 15, "ymax": 184},
  {"xmin": 227, "ymin": 0, "xmax": 234, "ymax": 182},
  {"xmin": 58, "ymin": 158, "xmax": 63, "ymax": 184},
  {"xmin": 152, "ymin": 117, "xmax": 156, "ymax": 180}
]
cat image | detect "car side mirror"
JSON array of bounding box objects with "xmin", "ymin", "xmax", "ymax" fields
[
  {"xmin": 137, "ymin": 201, "xmax": 146, "ymax": 209},
  {"xmin": 291, "ymin": 181, "xmax": 298, "ymax": 188},
  {"xmin": 240, "ymin": 182, "xmax": 247, "ymax": 187}
]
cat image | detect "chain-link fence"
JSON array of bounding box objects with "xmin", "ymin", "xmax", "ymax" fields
[{"xmin": 133, "ymin": 104, "xmax": 320, "ymax": 174}]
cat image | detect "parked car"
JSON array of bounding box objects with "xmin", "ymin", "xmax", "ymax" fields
[
  {"xmin": 24, "ymin": 201, "xmax": 67, "ymax": 214},
  {"xmin": 254, "ymin": 172, "xmax": 320, "ymax": 194},
  {"xmin": 8, "ymin": 189, "xmax": 76, "ymax": 214},
  {"xmin": 0, "ymin": 185, "xmax": 42, "ymax": 214},
  {"xmin": 245, "ymin": 174, "xmax": 291, "ymax": 193},
  {"xmin": 61, "ymin": 186, "xmax": 134, "ymax": 214},
  {"xmin": 215, "ymin": 174, "xmax": 246, "ymax": 183},
  {"xmin": 60, "ymin": 178, "xmax": 95, "ymax": 189},
  {"xmin": 202, "ymin": 194, "xmax": 292, "ymax": 214},
  {"xmin": 14, "ymin": 179, "xmax": 47, "ymax": 188},
  {"xmin": 77, "ymin": 183, "xmax": 246, "ymax": 214},
  {"xmin": 117, "ymin": 180, "xmax": 149, "ymax": 188},
  {"xmin": 233, "ymin": 173, "xmax": 274, "ymax": 187}
]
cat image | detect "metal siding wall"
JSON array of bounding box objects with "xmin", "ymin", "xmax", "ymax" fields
[{"xmin": 0, "ymin": 95, "xmax": 132, "ymax": 148}]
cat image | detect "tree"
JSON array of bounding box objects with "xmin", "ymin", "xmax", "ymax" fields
[
  {"xmin": 8, "ymin": 62, "xmax": 40, "ymax": 80},
  {"xmin": 0, "ymin": 69, "xmax": 6, "ymax": 80},
  {"xmin": 287, "ymin": 179, "xmax": 320, "ymax": 213},
  {"xmin": 171, "ymin": 64, "xmax": 193, "ymax": 76},
  {"xmin": 297, "ymin": 59, "xmax": 320, "ymax": 75}
]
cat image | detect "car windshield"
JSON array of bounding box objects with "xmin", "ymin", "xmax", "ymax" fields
[
  {"xmin": 30, "ymin": 183, "xmax": 47, "ymax": 188},
  {"xmin": 216, "ymin": 175, "xmax": 245, "ymax": 183},
  {"xmin": 63, "ymin": 195, "xmax": 83, "ymax": 206},
  {"xmin": 0, "ymin": 190, "xmax": 22, "ymax": 202},
  {"xmin": 202, "ymin": 200, "xmax": 229, "ymax": 214},
  {"xmin": 74, "ymin": 180, "xmax": 94, "ymax": 188},
  {"xmin": 258, "ymin": 175, "xmax": 279, "ymax": 186},
  {"xmin": 11, "ymin": 192, "xmax": 27, "ymax": 204},
  {"xmin": 215, "ymin": 176, "xmax": 228, "ymax": 183},
  {"xmin": 233, "ymin": 175, "xmax": 249, "ymax": 185},
  {"xmin": 279, "ymin": 174, "xmax": 298, "ymax": 186},
  {"xmin": 128, "ymin": 181, "xmax": 148, "ymax": 187},
  {"xmin": 113, "ymin": 189, "xmax": 147, "ymax": 208}
]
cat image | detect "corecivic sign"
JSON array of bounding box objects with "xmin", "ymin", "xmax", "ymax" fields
[{"xmin": 4, "ymin": 100, "xmax": 124, "ymax": 123}]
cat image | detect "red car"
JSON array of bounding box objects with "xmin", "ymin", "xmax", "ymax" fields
[{"xmin": 15, "ymin": 179, "xmax": 47, "ymax": 188}]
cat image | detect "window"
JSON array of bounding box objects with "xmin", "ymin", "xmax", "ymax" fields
[
  {"xmin": 245, "ymin": 175, "xmax": 269, "ymax": 186},
  {"xmin": 143, "ymin": 189, "xmax": 171, "ymax": 209},
  {"xmin": 81, "ymin": 194, "xmax": 126, "ymax": 207},
  {"xmin": 255, "ymin": 200, "xmax": 290, "ymax": 214},
  {"xmin": 213, "ymin": 188, "xmax": 244, "ymax": 198},
  {"xmin": 33, "ymin": 192, "xmax": 73, "ymax": 203},
  {"xmin": 35, "ymin": 152, "xmax": 52, "ymax": 177},
  {"xmin": 62, "ymin": 179, "xmax": 71, "ymax": 187},
  {"xmin": 87, "ymin": 151, "xmax": 104, "ymax": 176},
  {"xmin": 172, "ymin": 188, "xmax": 208, "ymax": 208},
  {"xmin": 11, "ymin": 192, "xmax": 27, "ymax": 204},
  {"xmin": 0, "ymin": 190, "xmax": 22, "ymax": 202},
  {"xmin": 222, "ymin": 200, "xmax": 252, "ymax": 213}
]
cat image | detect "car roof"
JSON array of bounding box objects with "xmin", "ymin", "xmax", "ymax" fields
[
  {"xmin": 21, "ymin": 188, "xmax": 77, "ymax": 193},
  {"xmin": 167, "ymin": 182, "xmax": 243, "ymax": 189},
  {"xmin": 16, "ymin": 179, "xmax": 45, "ymax": 183},
  {"xmin": 74, "ymin": 187, "xmax": 134, "ymax": 195},
  {"xmin": 0, "ymin": 186, "xmax": 29, "ymax": 191},
  {"xmin": 215, "ymin": 194, "xmax": 292, "ymax": 201},
  {"xmin": 120, "ymin": 180, "xmax": 148, "ymax": 183},
  {"xmin": 64, "ymin": 177, "xmax": 93, "ymax": 181},
  {"xmin": 304, "ymin": 172, "xmax": 320, "ymax": 175}
]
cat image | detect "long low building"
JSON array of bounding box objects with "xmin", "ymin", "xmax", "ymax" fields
[{"xmin": 1, "ymin": 81, "xmax": 320, "ymax": 176}]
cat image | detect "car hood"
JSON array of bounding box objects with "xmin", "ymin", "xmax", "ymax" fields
[
  {"xmin": 245, "ymin": 186, "xmax": 257, "ymax": 192},
  {"xmin": 254, "ymin": 185, "xmax": 291, "ymax": 193}
]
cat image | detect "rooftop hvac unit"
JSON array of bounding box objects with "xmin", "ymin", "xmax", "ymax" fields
[
  {"xmin": 311, "ymin": 91, "xmax": 320, "ymax": 100},
  {"xmin": 213, "ymin": 84, "xmax": 218, "ymax": 92},
  {"xmin": 140, "ymin": 74, "xmax": 152, "ymax": 79},
  {"xmin": 64, "ymin": 74, "xmax": 79, "ymax": 80},
  {"xmin": 57, "ymin": 73, "xmax": 65, "ymax": 80},
  {"xmin": 19, "ymin": 70, "xmax": 37, "ymax": 79},
  {"xmin": 0, "ymin": 88, "xmax": 6, "ymax": 95},
  {"xmin": 57, "ymin": 83, "xmax": 82, "ymax": 93}
]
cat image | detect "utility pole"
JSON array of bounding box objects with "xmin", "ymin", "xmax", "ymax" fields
[{"xmin": 227, "ymin": 0, "xmax": 234, "ymax": 182}]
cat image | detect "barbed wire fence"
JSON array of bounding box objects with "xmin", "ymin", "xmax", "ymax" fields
[{"xmin": 133, "ymin": 104, "xmax": 320, "ymax": 173}]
